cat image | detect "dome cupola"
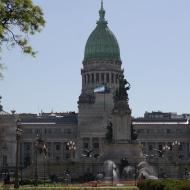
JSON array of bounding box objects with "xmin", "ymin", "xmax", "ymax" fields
[{"xmin": 84, "ymin": 1, "xmax": 121, "ymax": 61}]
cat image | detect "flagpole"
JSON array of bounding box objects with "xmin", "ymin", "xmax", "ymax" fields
[
  {"xmin": 103, "ymin": 83, "xmax": 106, "ymax": 111},
  {"xmin": 104, "ymin": 90, "xmax": 105, "ymax": 111}
]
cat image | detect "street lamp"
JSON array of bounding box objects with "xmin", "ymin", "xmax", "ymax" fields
[
  {"xmin": 67, "ymin": 141, "xmax": 76, "ymax": 159},
  {"xmin": 163, "ymin": 145, "xmax": 171, "ymax": 151},
  {"xmin": 34, "ymin": 134, "xmax": 40, "ymax": 186},
  {"xmin": 14, "ymin": 119, "xmax": 23, "ymax": 189},
  {"xmin": 172, "ymin": 140, "xmax": 181, "ymax": 147},
  {"xmin": 34, "ymin": 134, "xmax": 47, "ymax": 186}
]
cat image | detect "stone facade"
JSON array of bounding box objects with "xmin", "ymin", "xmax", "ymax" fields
[
  {"xmin": 133, "ymin": 116, "xmax": 190, "ymax": 178},
  {"xmin": 0, "ymin": 99, "xmax": 16, "ymax": 177},
  {"xmin": 1, "ymin": 2, "xmax": 190, "ymax": 180}
]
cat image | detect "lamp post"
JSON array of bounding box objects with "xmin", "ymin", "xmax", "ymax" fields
[
  {"xmin": 162, "ymin": 141, "xmax": 181, "ymax": 178},
  {"xmin": 34, "ymin": 134, "xmax": 40, "ymax": 186},
  {"xmin": 14, "ymin": 119, "xmax": 23, "ymax": 189},
  {"xmin": 66, "ymin": 141, "xmax": 76, "ymax": 184},
  {"xmin": 67, "ymin": 141, "xmax": 76, "ymax": 160},
  {"xmin": 172, "ymin": 140, "xmax": 181, "ymax": 178}
]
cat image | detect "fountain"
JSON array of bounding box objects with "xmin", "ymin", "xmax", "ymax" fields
[
  {"xmin": 137, "ymin": 161, "xmax": 158, "ymax": 180},
  {"xmin": 103, "ymin": 160, "xmax": 119, "ymax": 184},
  {"xmin": 98, "ymin": 77, "xmax": 157, "ymax": 184}
]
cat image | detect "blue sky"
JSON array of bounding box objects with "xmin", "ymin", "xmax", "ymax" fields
[{"xmin": 1, "ymin": 0, "xmax": 190, "ymax": 117}]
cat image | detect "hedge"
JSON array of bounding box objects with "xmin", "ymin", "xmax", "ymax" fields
[{"xmin": 138, "ymin": 179, "xmax": 190, "ymax": 190}]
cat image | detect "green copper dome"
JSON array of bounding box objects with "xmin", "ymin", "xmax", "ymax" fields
[{"xmin": 84, "ymin": 1, "xmax": 121, "ymax": 61}]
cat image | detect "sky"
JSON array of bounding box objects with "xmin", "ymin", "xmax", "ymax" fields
[{"xmin": 1, "ymin": 0, "xmax": 190, "ymax": 117}]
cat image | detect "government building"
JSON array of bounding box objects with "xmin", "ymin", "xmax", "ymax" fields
[{"xmin": 0, "ymin": 2, "xmax": 190, "ymax": 180}]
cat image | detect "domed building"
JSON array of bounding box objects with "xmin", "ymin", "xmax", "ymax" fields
[
  {"xmin": 7, "ymin": 1, "xmax": 190, "ymax": 180},
  {"xmin": 79, "ymin": 1, "xmax": 123, "ymax": 96},
  {"xmin": 77, "ymin": 1, "xmax": 139, "ymax": 172}
]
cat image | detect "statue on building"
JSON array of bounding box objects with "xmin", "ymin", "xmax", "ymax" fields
[
  {"xmin": 114, "ymin": 75, "xmax": 130, "ymax": 103},
  {"xmin": 112, "ymin": 75, "xmax": 132, "ymax": 143}
]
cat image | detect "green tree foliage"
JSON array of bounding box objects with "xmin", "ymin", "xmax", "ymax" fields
[{"xmin": 0, "ymin": 0, "xmax": 45, "ymax": 78}]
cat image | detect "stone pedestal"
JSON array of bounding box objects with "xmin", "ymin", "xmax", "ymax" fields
[{"xmin": 112, "ymin": 100, "xmax": 132, "ymax": 144}]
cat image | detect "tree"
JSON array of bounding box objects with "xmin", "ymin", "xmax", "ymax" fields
[{"xmin": 0, "ymin": 0, "xmax": 45, "ymax": 77}]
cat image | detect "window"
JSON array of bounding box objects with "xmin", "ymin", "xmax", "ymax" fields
[
  {"xmin": 111, "ymin": 73, "xmax": 114, "ymax": 83},
  {"xmin": 24, "ymin": 143, "xmax": 31, "ymax": 151},
  {"xmin": 101, "ymin": 73, "xmax": 104, "ymax": 83},
  {"xmin": 2, "ymin": 155, "xmax": 7, "ymax": 166},
  {"xmin": 87, "ymin": 74, "xmax": 90, "ymax": 83},
  {"xmin": 96, "ymin": 73, "xmax": 99, "ymax": 83},
  {"xmin": 83, "ymin": 142, "xmax": 89, "ymax": 149},
  {"xmin": 84, "ymin": 75, "xmax": 87, "ymax": 84},
  {"xmin": 66, "ymin": 153, "xmax": 70, "ymax": 160},
  {"xmin": 54, "ymin": 128, "xmax": 61, "ymax": 134},
  {"xmin": 55, "ymin": 143, "xmax": 61, "ymax": 151},
  {"xmin": 159, "ymin": 144, "xmax": 163, "ymax": 151},
  {"xmin": 48, "ymin": 152, "xmax": 51, "ymax": 157},
  {"xmin": 65, "ymin": 129, "xmax": 72, "ymax": 135},
  {"xmin": 115, "ymin": 74, "xmax": 118, "ymax": 84},
  {"xmin": 106, "ymin": 73, "xmax": 109, "ymax": 83},
  {"xmin": 148, "ymin": 145, "xmax": 153, "ymax": 151},
  {"xmin": 35, "ymin": 129, "xmax": 42, "ymax": 135},
  {"xmin": 93, "ymin": 142, "xmax": 99, "ymax": 149},
  {"xmin": 83, "ymin": 138, "xmax": 90, "ymax": 149},
  {"xmin": 92, "ymin": 138, "xmax": 99, "ymax": 149},
  {"xmin": 166, "ymin": 129, "xmax": 171, "ymax": 134},
  {"xmin": 91, "ymin": 74, "xmax": 94, "ymax": 84},
  {"xmin": 137, "ymin": 129, "xmax": 144, "ymax": 134},
  {"xmin": 25, "ymin": 129, "xmax": 32, "ymax": 134},
  {"xmin": 48, "ymin": 128, "xmax": 52, "ymax": 134}
]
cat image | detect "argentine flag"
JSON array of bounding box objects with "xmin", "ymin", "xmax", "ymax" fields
[{"xmin": 94, "ymin": 85, "xmax": 106, "ymax": 93}]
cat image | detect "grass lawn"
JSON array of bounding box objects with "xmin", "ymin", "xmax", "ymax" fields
[{"xmin": 0, "ymin": 182, "xmax": 138, "ymax": 190}]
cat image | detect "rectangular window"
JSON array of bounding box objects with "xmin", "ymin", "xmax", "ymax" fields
[
  {"xmin": 101, "ymin": 73, "xmax": 104, "ymax": 83},
  {"xmin": 106, "ymin": 73, "xmax": 109, "ymax": 83},
  {"xmin": 83, "ymin": 138, "xmax": 90, "ymax": 149},
  {"xmin": 84, "ymin": 75, "xmax": 87, "ymax": 84},
  {"xmin": 65, "ymin": 129, "xmax": 72, "ymax": 135},
  {"xmin": 55, "ymin": 143, "xmax": 61, "ymax": 151},
  {"xmin": 148, "ymin": 145, "xmax": 153, "ymax": 151},
  {"xmin": 159, "ymin": 144, "xmax": 163, "ymax": 151},
  {"xmin": 83, "ymin": 142, "xmax": 89, "ymax": 149},
  {"xmin": 91, "ymin": 74, "xmax": 94, "ymax": 84},
  {"xmin": 166, "ymin": 129, "xmax": 171, "ymax": 134},
  {"xmin": 115, "ymin": 74, "xmax": 118, "ymax": 84},
  {"xmin": 96, "ymin": 73, "xmax": 99, "ymax": 83},
  {"xmin": 93, "ymin": 142, "xmax": 99, "ymax": 149},
  {"xmin": 137, "ymin": 129, "xmax": 144, "ymax": 134},
  {"xmin": 111, "ymin": 73, "xmax": 114, "ymax": 83},
  {"xmin": 48, "ymin": 128, "xmax": 52, "ymax": 134}
]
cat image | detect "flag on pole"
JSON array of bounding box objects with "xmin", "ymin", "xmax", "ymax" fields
[{"xmin": 94, "ymin": 85, "xmax": 106, "ymax": 93}]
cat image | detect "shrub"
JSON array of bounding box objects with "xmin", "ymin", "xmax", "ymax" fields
[{"xmin": 138, "ymin": 179, "xmax": 190, "ymax": 190}]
